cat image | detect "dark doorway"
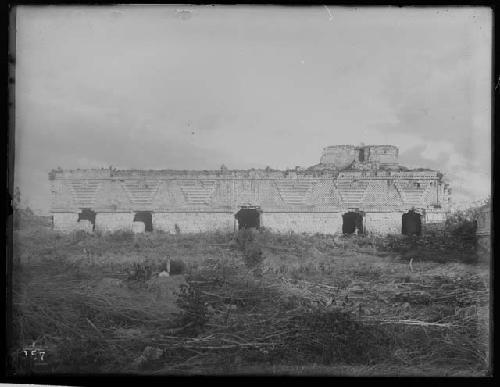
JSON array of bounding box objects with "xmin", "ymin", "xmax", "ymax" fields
[
  {"xmin": 402, "ymin": 210, "xmax": 421, "ymax": 236},
  {"xmin": 78, "ymin": 208, "xmax": 96, "ymax": 231},
  {"xmin": 235, "ymin": 208, "xmax": 260, "ymax": 230},
  {"xmin": 359, "ymin": 149, "xmax": 365, "ymax": 162},
  {"xmin": 134, "ymin": 211, "xmax": 153, "ymax": 232},
  {"xmin": 342, "ymin": 212, "xmax": 364, "ymax": 234}
]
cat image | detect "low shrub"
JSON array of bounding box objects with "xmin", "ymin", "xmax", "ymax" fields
[
  {"xmin": 106, "ymin": 230, "xmax": 135, "ymax": 243},
  {"xmin": 72, "ymin": 230, "xmax": 91, "ymax": 243},
  {"xmin": 235, "ymin": 228, "xmax": 255, "ymax": 248},
  {"xmin": 242, "ymin": 242, "xmax": 265, "ymax": 269},
  {"xmin": 374, "ymin": 229, "xmax": 478, "ymax": 264},
  {"xmin": 170, "ymin": 259, "xmax": 186, "ymax": 275},
  {"xmin": 265, "ymin": 308, "xmax": 395, "ymax": 365},
  {"xmin": 174, "ymin": 284, "xmax": 209, "ymax": 335},
  {"xmin": 11, "ymin": 224, "xmax": 489, "ymax": 375}
]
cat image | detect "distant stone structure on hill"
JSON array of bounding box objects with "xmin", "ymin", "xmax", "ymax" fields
[{"xmin": 49, "ymin": 145, "xmax": 451, "ymax": 235}]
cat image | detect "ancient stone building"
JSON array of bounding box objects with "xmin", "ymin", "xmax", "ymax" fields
[{"xmin": 49, "ymin": 145, "xmax": 451, "ymax": 235}]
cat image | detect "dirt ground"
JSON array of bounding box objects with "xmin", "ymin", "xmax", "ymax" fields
[{"xmin": 9, "ymin": 223, "xmax": 491, "ymax": 376}]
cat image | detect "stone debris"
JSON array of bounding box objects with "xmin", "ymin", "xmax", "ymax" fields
[{"xmin": 132, "ymin": 221, "xmax": 146, "ymax": 234}]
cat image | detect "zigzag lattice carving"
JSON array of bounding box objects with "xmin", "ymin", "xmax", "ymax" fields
[
  {"xmin": 179, "ymin": 180, "xmax": 216, "ymax": 205},
  {"xmin": 394, "ymin": 181, "xmax": 429, "ymax": 207},
  {"xmin": 336, "ymin": 179, "xmax": 370, "ymax": 206},
  {"xmin": 276, "ymin": 180, "xmax": 315, "ymax": 205},
  {"xmin": 121, "ymin": 180, "xmax": 160, "ymax": 205},
  {"xmin": 68, "ymin": 180, "xmax": 102, "ymax": 207}
]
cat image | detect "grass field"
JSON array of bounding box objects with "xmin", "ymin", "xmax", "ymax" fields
[{"xmin": 9, "ymin": 221, "xmax": 491, "ymax": 376}]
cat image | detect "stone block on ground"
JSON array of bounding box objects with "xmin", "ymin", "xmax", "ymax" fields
[{"xmin": 132, "ymin": 221, "xmax": 146, "ymax": 234}]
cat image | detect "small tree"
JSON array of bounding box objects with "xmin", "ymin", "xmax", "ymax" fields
[
  {"xmin": 13, "ymin": 186, "xmax": 21, "ymax": 229},
  {"xmin": 445, "ymin": 197, "xmax": 490, "ymax": 240},
  {"xmin": 13, "ymin": 186, "xmax": 21, "ymax": 210}
]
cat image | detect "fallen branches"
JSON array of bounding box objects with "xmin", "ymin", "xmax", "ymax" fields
[
  {"xmin": 11, "ymin": 229, "xmax": 490, "ymax": 375},
  {"xmin": 366, "ymin": 319, "xmax": 458, "ymax": 328}
]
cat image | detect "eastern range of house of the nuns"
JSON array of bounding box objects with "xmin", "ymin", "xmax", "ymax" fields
[{"xmin": 49, "ymin": 145, "xmax": 451, "ymax": 235}]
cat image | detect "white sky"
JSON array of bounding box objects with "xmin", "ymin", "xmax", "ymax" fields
[{"xmin": 14, "ymin": 5, "xmax": 492, "ymax": 213}]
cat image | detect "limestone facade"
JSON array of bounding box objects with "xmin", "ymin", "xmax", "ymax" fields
[{"xmin": 49, "ymin": 145, "xmax": 451, "ymax": 235}]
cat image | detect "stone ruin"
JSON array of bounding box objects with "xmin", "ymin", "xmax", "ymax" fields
[{"xmin": 49, "ymin": 145, "xmax": 451, "ymax": 235}]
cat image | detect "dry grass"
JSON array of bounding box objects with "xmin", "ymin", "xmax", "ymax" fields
[{"xmin": 9, "ymin": 224, "xmax": 491, "ymax": 376}]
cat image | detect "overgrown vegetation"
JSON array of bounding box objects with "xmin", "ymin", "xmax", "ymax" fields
[
  {"xmin": 372, "ymin": 200, "xmax": 490, "ymax": 264},
  {"xmin": 9, "ymin": 215, "xmax": 490, "ymax": 376}
]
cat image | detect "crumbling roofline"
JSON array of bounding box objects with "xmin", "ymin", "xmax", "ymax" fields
[{"xmin": 51, "ymin": 176, "xmax": 443, "ymax": 181}]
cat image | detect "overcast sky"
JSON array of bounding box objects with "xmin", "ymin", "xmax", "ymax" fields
[{"xmin": 14, "ymin": 5, "xmax": 491, "ymax": 213}]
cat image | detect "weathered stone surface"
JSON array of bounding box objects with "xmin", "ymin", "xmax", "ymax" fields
[
  {"xmin": 75, "ymin": 219, "xmax": 93, "ymax": 233},
  {"xmin": 53, "ymin": 213, "xmax": 79, "ymax": 232},
  {"xmin": 263, "ymin": 212, "xmax": 343, "ymax": 234},
  {"xmin": 153, "ymin": 212, "xmax": 234, "ymax": 233},
  {"xmin": 50, "ymin": 145, "xmax": 451, "ymax": 234},
  {"xmin": 132, "ymin": 221, "xmax": 146, "ymax": 234},
  {"xmin": 364, "ymin": 212, "xmax": 403, "ymax": 235},
  {"xmin": 95, "ymin": 212, "xmax": 134, "ymax": 232}
]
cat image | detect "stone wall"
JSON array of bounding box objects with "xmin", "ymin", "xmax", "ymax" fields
[
  {"xmin": 53, "ymin": 209, "xmax": 452, "ymax": 236},
  {"xmin": 132, "ymin": 221, "xmax": 146, "ymax": 234},
  {"xmin": 364, "ymin": 212, "xmax": 404, "ymax": 234},
  {"xmin": 320, "ymin": 145, "xmax": 359, "ymax": 168},
  {"xmin": 75, "ymin": 220, "xmax": 93, "ymax": 233},
  {"xmin": 51, "ymin": 174, "xmax": 448, "ymax": 214},
  {"xmin": 363, "ymin": 145, "xmax": 399, "ymax": 165},
  {"xmin": 262, "ymin": 212, "xmax": 343, "ymax": 234},
  {"xmin": 94, "ymin": 180, "xmax": 133, "ymax": 212},
  {"xmin": 95, "ymin": 213, "xmax": 135, "ymax": 232},
  {"xmin": 263, "ymin": 211, "xmax": 413, "ymax": 235},
  {"xmin": 49, "ymin": 159, "xmax": 450, "ymax": 234},
  {"xmin": 53, "ymin": 213, "xmax": 79, "ymax": 232},
  {"xmin": 153, "ymin": 212, "xmax": 234, "ymax": 234},
  {"xmin": 50, "ymin": 181, "xmax": 78, "ymax": 211},
  {"xmin": 320, "ymin": 145, "xmax": 399, "ymax": 168},
  {"xmin": 424, "ymin": 211, "xmax": 447, "ymax": 224}
]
